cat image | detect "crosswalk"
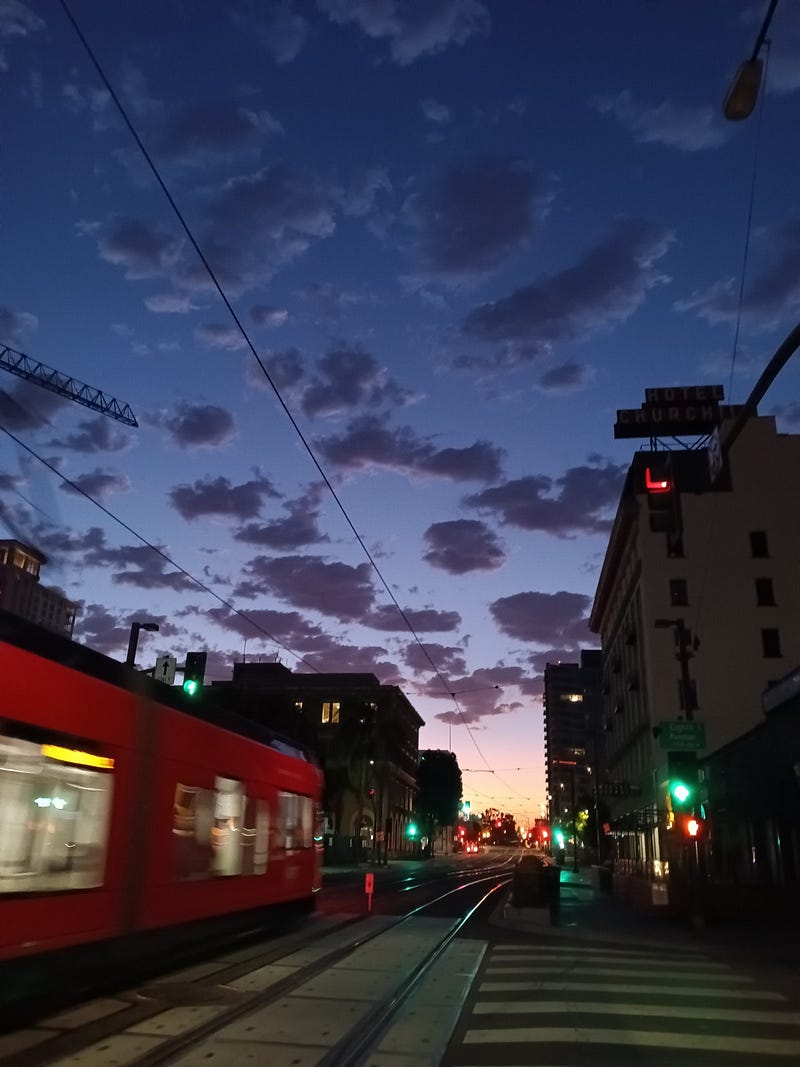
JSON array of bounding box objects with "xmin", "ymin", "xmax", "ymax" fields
[{"xmin": 443, "ymin": 939, "xmax": 800, "ymax": 1065}]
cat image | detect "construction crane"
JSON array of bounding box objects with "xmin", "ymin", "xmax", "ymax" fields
[{"xmin": 0, "ymin": 343, "xmax": 137, "ymax": 426}]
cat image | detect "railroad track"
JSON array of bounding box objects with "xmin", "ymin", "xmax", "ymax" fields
[{"xmin": 5, "ymin": 865, "xmax": 513, "ymax": 1066}]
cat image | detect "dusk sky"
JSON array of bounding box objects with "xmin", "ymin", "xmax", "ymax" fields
[{"xmin": 3, "ymin": 1, "xmax": 800, "ymax": 825}]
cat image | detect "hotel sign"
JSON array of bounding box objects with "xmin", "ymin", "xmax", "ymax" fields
[{"xmin": 615, "ymin": 385, "xmax": 743, "ymax": 439}]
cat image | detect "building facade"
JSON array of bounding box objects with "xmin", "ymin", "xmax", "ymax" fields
[
  {"xmin": 543, "ymin": 650, "xmax": 604, "ymax": 855},
  {"xmin": 0, "ymin": 540, "xmax": 77, "ymax": 638},
  {"xmin": 589, "ymin": 417, "xmax": 800, "ymax": 887},
  {"xmin": 211, "ymin": 662, "xmax": 424, "ymax": 859}
]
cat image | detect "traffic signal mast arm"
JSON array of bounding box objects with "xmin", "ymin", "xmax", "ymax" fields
[{"xmin": 0, "ymin": 343, "xmax": 137, "ymax": 426}]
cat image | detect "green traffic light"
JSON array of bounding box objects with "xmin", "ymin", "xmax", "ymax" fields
[
  {"xmin": 670, "ymin": 781, "xmax": 691, "ymax": 805},
  {"xmin": 407, "ymin": 823, "xmax": 418, "ymax": 838},
  {"xmin": 183, "ymin": 678, "xmax": 200, "ymax": 696}
]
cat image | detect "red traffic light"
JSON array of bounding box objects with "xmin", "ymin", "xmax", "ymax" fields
[
  {"xmin": 645, "ymin": 467, "xmax": 671, "ymax": 493},
  {"xmin": 682, "ymin": 815, "xmax": 702, "ymax": 838}
]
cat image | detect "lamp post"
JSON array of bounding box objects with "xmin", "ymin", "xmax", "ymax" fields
[
  {"xmin": 126, "ymin": 621, "xmax": 159, "ymax": 667},
  {"xmin": 655, "ymin": 618, "xmax": 695, "ymax": 721}
]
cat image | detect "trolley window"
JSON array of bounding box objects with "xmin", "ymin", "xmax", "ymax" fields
[
  {"xmin": 0, "ymin": 730, "xmax": 114, "ymax": 894},
  {"xmin": 173, "ymin": 777, "xmax": 269, "ymax": 879}
]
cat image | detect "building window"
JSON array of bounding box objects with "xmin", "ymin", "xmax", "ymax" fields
[
  {"xmin": 762, "ymin": 628, "xmax": 782, "ymax": 658},
  {"xmin": 560, "ymin": 692, "xmax": 583, "ymax": 703},
  {"xmin": 669, "ymin": 578, "xmax": 689, "ymax": 607},
  {"xmin": 755, "ymin": 578, "xmax": 775, "ymax": 606},
  {"xmin": 750, "ymin": 531, "xmax": 769, "ymax": 558},
  {"xmin": 321, "ymin": 701, "xmax": 340, "ymax": 724}
]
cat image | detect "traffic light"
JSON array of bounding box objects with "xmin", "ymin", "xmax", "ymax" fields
[
  {"xmin": 667, "ymin": 752, "xmax": 699, "ymax": 812},
  {"xmin": 683, "ymin": 815, "xmax": 702, "ymax": 839},
  {"xmin": 183, "ymin": 651, "xmax": 207, "ymax": 696},
  {"xmin": 645, "ymin": 462, "xmax": 681, "ymax": 536},
  {"xmin": 407, "ymin": 822, "xmax": 418, "ymax": 839}
]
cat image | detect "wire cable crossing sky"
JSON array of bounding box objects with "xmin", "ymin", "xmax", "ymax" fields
[{"xmin": 2, "ymin": 0, "xmax": 800, "ymax": 820}]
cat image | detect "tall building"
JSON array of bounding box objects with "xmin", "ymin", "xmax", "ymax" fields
[
  {"xmin": 0, "ymin": 540, "xmax": 77, "ymax": 638},
  {"xmin": 589, "ymin": 416, "xmax": 800, "ymax": 884},
  {"xmin": 211, "ymin": 662, "xmax": 424, "ymax": 858},
  {"xmin": 543, "ymin": 650, "xmax": 604, "ymax": 836}
]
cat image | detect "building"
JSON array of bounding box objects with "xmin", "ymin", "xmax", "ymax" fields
[
  {"xmin": 211, "ymin": 662, "xmax": 424, "ymax": 860},
  {"xmin": 543, "ymin": 650, "xmax": 605, "ymax": 855},
  {"xmin": 702, "ymin": 666, "xmax": 800, "ymax": 917},
  {"xmin": 589, "ymin": 416, "xmax": 800, "ymax": 891},
  {"xmin": 0, "ymin": 539, "xmax": 77, "ymax": 638}
]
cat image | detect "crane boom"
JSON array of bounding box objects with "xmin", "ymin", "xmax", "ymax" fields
[{"xmin": 0, "ymin": 343, "xmax": 137, "ymax": 427}]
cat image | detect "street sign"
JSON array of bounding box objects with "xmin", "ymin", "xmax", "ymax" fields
[
  {"xmin": 657, "ymin": 720, "xmax": 706, "ymax": 752},
  {"xmin": 154, "ymin": 654, "xmax": 177, "ymax": 684},
  {"xmin": 598, "ymin": 782, "xmax": 642, "ymax": 798}
]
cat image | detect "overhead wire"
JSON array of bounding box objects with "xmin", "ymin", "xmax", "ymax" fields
[
  {"xmin": 56, "ymin": 0, "xmax": 509, "ymax": 776},
  {"xmin": 0, "ymin": 422, "xmax": 322, "ymax": 671}
]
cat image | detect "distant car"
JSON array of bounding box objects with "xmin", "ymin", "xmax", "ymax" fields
[{"xmin": 465, "ymin": 842, "xmax": 481, "ymax": 853}]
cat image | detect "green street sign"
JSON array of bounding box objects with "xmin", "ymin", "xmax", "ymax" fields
[{"xmin": 657, "ymin": 720, "xmax": 706, "ymax": 752}]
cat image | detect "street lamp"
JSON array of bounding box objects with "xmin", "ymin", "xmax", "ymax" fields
[
  {"xmin": 126, "ymin": 620, "xmax": 159, "ymax": 667},
  {"xmin": 723, "ymin": 0, "xmax": 779, "ymax": 121}
]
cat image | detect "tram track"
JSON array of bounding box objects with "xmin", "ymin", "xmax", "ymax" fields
[{"xmin": 5, "ymin": 864, "xmax": 512, "ymax": 1067}]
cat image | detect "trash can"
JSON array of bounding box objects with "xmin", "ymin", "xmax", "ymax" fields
[
  {"xmin": 512, "ymin": 855, "xmax": 546, "ymax": 907},
  {"xmin": 540, "ymin": 864, "xmax": 561, "ymax": 919}
]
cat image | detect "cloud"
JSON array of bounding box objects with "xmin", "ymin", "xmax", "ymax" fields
[
  {"xmin": 236, "ymin": 0, "xmax": 309, "ymax": 63},
  {"xmin": 77, "ymin": 539, "xmax": 198, "ymax": 592},
  {"xmin": 0, "ymin": 1, "xmax": 44, "ymax": 39},
  {"xmin": 195, "ymin": 322, "xmax": 247, "ymax": 350},
  {"xmin": 465, "ymin": 458, "xmax": 626, "ymax": 537},
  {"xmin": 407, "ymin": 157, "xmax": 546, "ymax": 276},
  {"xmin": 364, "ymin": 605, "xmax": 461, "ymax": 632},
  {"xmin": 422, "ymin": 519, "xmax": 505, "ymax": 574},
  {"xmin": 675, "ymin": 216, "xmax": 800, "ymax": 326},
  {"xmin": 186, "ymin": 164, "xmax": 336, "ymax": 291},
  {"xmin": 154, "ymin": 101, "xmax": 282, "ymax": 163},
  {"xmin": 421, "ymin": 98, "xmax": 451, "ymax": 123},
  {"xmin": 462, "ymin": 218, "xmax": 673, "ymax": 346},
  {"xmin": 149, "ymin": 402, "xmax": 237, "ymax": 449},
  {"xmin": 490, "ymin": 590, "xmax": 592, "ymax": 646},
  {"xmin": 98, "ymin": 217, "xmax": 181, "ymax": 279},
  {"xmin": 251, "ymin": 304, "xmax": 289, "ymax": 327},
  {"xmin": 0, "ymin": 306, "xmax": 37, "ymax": 342},
  {"xmin": 170, "ymin": 474, "xmax": 279, "ymax": 521},
  {"xmin": 234, "ymin": 485, "xmax": 329, "ymax": 549},
  {"xmin": 316, "ymin": 415, "xmax": 505, "ymax": 482},
  {"xmin": 593, "ymin": 90, "xmax": 728, "ymax": 151},
  {"xmin": 245, "ymin": 346, "xmax": 306, "ymax": 392},
  {"xmin": 73, "ymin": 603, "xmax": 182, "ymax": 655},
  {"xmin": 404, "ymin": 641, "xmax": 467, "ymax": 677},
  {"xmin": 318, "ymin": 0, "xmax": 490, "ymax": 65},
  {"xmin": 144, "ymin": 292, "xmax": 197, "ymax": 313},
  {"xmin": 236, "ymin": 553, "xmax": 376, "ymax": 621},
  {"xmin": 59, "ymin": 468, "xmax": 130, "ymax": 500},
  {"xmin": 536, "ymin": 361, "xmax": 596, "ymax": 394},
  {"xmin": 335, "ymin": 167, "xmax": 392, "ymax": 217},
  {"xmin": 301, "ymin": 344, "xmax": 412, "ymax": 417},
  {"xmin": 0, "ymin": 380, "xmax": 65, "ymax": 431}
]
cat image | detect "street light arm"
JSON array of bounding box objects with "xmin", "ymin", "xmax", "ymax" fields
[
  {"xmin": 749, "ymin": 0, "xmax": 779, "ymax": 62},
  {"xmin": 720, "ymin": 320, "xmax": 800, "ymax": 456}
]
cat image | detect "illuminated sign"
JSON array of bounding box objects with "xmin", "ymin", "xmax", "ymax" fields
[
  {"xmin": 41, "ymin": 744, "xmax": 115, "ymax": 770},
  {"xmin": 614, "ymin": 385, "xmax": 744, "ymax": 439}
]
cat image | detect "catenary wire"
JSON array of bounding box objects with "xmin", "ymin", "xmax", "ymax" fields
[
  {"xmin": 0, "ymin": 421, "xmax": 321, "ymax": 672},
  {"xmin": 57, "ymin": 0, "xmax": 514, "ymax": 781}
]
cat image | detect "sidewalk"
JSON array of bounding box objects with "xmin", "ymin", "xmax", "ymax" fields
[{"xmin": 493, "ymin": 866, "xmax": 800, "ymax": 968}]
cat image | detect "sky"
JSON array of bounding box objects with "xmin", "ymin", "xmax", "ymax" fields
[{"xmin": 2, "ymin": 1, "xmax": 800, "ymax": 826}]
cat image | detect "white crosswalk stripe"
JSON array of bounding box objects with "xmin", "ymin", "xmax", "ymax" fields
[{"xmin": 444, "ymin": 941, "xmax": 800, "ymax": 1065}]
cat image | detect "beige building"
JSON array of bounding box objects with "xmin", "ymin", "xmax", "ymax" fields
[
  {"xmin": 0, "ymin": 540, "xmax": 77, "ymax": 638},
  {"xmin": 589, "ymin": 416, "xmax": 800, "ymax": 879}
]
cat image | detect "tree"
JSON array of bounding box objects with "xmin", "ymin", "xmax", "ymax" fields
[{"xmin": 416, "ymin": 750, "xmax": 462, "ymax": 851}]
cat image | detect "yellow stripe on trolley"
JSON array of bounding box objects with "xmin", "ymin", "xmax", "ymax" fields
[{"xmin": 41, "ymin": 744, "xmax": 115, "ymax": 770}]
